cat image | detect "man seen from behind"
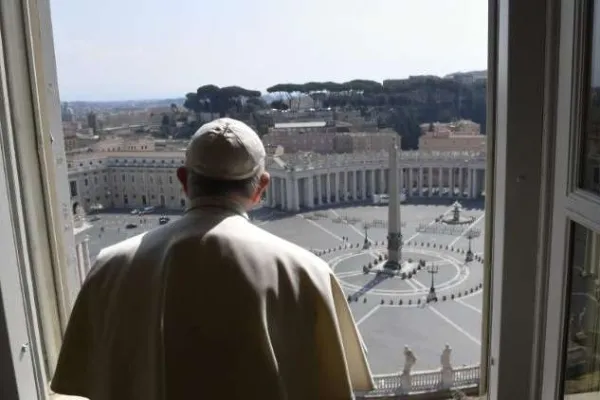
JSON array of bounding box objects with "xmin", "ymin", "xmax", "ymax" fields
[{"xmin": 51, "ymin": 118, "xmax": 374, "ymax": 400}]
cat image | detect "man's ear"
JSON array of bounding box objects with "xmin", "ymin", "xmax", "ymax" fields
[
  {"xmin": 250, "ymin": 172, "xmax": 270, "ymax": 204},
  {"xmin": 177, "ymin": 167, "xmax": 188, "ymax": 196}
]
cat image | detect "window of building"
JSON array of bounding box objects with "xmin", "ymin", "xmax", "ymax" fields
[
  {"xmin": 84, "ymin": 178, "xmax": 88, "ymax": 186},
  {"xmin": 69, "ymin": 181, "xmax": 77, "ymax": 197}
]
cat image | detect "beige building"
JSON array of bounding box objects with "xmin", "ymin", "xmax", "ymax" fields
[
  {"xmin": 271, "ymin": 121, "xmax": 336, "ymax": 134},
  {"xmin": 262, "ymin": 129, "xmax": 399, "ymax": 154},
  {"xmin": 68, "ymin": 151, "xmax": 186, "ymax": 211},
  {"xmin": 418, "ymin": 120, "xmax": 486, "ymax": 152},
  {"xmin": 63, "ymin": 121, "xmax": 86, "ymax": 152},
  {"xmin": 333, "ymin": 132, "xmax": 398, "ymax": 153},
  {"xmin": 262, "ymin": 130, "xmax": 338, "ymax": 153},
  {"xmin": 90, "ymin": 135, "xmax": 155, "ymax": 152}
]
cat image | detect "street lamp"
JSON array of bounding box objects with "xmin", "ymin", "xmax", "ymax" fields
[
  {"xmin": 426, "ymin": 263, "xmax": 439, "ymax": 303},
  {"xmin": 362, "ymin": 222, "xmax": 371, "ymax": 250},
  {"xmin": 465, "ymin": 229, "xmax": 476, "ymax": 262}
]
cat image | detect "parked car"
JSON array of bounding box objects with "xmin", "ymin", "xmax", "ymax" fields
[
  {"xmin": 139, "ymin": 206, "xmax": 155, "ymax": 215},
  {"xmin": 125, "ymin": 223, "xmax": 137, "ymax": 229},
  {"xmin": 158, "ymin": 216, "xmax": 170, "ymax": 225}
]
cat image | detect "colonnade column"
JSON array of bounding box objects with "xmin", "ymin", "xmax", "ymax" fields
[
  {"xmin": 272, "ymin": 180, "xmax": 278, "ymax": 206},
  {"xmin": 399, "ymin": 168, "xmax": 404, "ymax": 195},
  {"xmin": 316, "ymin": 175, "xmax": 323, "ymax": 206},
  {"xmin": 458, "ymin": 168, "xmax": 464, "ymax": 198},
  {"xmin": 307, "ymin": 177, "xmax": 314, "ymax": 208},
  {"xmin": 265, "ymin": 181, "xmax": 272, "ymax": 206},
  {"xmin": 361, "ymin": 169, "xmax": 367, "ymax": 199},
  {"xmin": 449, "ymin": 168, "xmax": 455, "ymax": 197},
  {"xmin": 335, "ymin": 172, "xmax": 340, "ymax": 203},
  {"xmin": 343, "ymin": 171, "xmax": 348, "ymax": 201},
  {"xmin": 428, "ymin": 167, "xmax": 433, "ymax": 197},
  {"xmin": 326, "ymin": 173, "xmax": 332, "ymax": 203},
  {"xmin": 293, "ymin": 179, "xmax": 300, "ymax": 211},
  {"xmin": 267, "ymin": 179, "xmax": 277, "ymax": 207},
  {"xmin": 408, "ymin": 168, "xmax": 413, "ymax": 197},
  {"xmin": 467, "ymin": 168, "xmax": 473, "ymax": 198},
  {"xmin": 379, "ymin": 169, "xmax": 385, "ymax": 194},
  {"xmin": 285, "ymin": 178, "xmax": 293, "ymax": 211},
  {"xmin": 279, "ymin": 178, "xmax": 286, "ymax": 209},
  {"xmin": 418, "ymin": 168, "xmax": 424, "ymax": 196},
  {"xmin": 438, "ymin": 167, "xmax": 443, "ymax": 196},
  {"xmin": 370, "ymin": 169, "xmax": 377, "ymax": 197}
]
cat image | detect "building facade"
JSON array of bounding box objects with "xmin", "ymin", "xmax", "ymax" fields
[
  {"xmin": 264, "ymin": 151, "xmax": 487, "ymax": 212},
  {"xmin": 262, "ymin": 129, "xmax": 399, "ymax": 154},
  {"xmin": 67, "ymin": 149, "xmax": 487, "ymax": 213},
  {"xmin": 418, "ymin": 120, "xmax": 486, "ymax": 152}
]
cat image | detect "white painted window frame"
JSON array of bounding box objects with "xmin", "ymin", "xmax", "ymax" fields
[
  {"xmin": 484, "ymin": 0, "xmax": 572, "ymax": 398},
  {"xmin": 542, "ymin": 0, "xmax": 600, "ymax": 398},
  {"xmin": 0, "ymin": 0, "xmax": 83, "ymax": 396}
]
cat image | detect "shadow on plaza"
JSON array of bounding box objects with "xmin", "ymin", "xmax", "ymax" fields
[
  {"xmin": 304, "ymin": 197, "xmax": 484, "ymax": 212},
  {"xmin": 349, "ymin": 272, "xmax": 394, "ymax": 301}
]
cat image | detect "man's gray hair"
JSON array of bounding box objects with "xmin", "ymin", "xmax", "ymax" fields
[{"xmin": 187, "ymin": 168, "xmax": 262, "ymax": 200}]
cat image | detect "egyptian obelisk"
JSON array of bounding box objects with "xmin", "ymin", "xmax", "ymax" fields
[{"xmin": 385, "ymin": 137, "xmax": 402, "ymax": 270}]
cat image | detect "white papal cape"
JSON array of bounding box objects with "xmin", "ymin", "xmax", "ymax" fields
[{"xmin": 51, "ymin": 198, "xmax": 374, "ymax": 400}]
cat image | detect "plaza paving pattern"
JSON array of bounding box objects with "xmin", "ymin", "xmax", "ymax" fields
[{"xmin": 84, "ymin": 201, "xmax": 485, "ymax": 375}]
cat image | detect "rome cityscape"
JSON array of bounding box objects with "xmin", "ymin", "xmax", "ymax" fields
[{"xmin": 66, "ymin": 73, "xmax": 489, "ymax": 396}]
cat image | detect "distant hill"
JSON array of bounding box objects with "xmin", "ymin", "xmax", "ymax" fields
[
  {"xmin": 444, "ymin": 70, "xmax": 487, "ymax": 81},
  {"xmin": 63, "ymin": 98, "xmax": 185, "ymax": 112}
]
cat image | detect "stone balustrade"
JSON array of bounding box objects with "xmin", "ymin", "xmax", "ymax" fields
[
  {"xmin": 271, "ymin": 150, "xmax": 486, "ymax": 171},
  {"xmin": 356, "ymin": 364, "xmax": 480, "ymax": 398}
]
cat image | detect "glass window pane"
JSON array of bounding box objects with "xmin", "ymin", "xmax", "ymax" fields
[
  {"xmin": 563, "ymin": 222, "xmax": 600, "ymax": 396},
  {"xmin": 582, "ymin": 1, "xmax": 600, "ymax": 194}
]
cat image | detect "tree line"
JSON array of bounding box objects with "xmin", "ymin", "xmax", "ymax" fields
[{"xmin": 182, "ymin": 76, "xmax": 487, "ymax": 150}]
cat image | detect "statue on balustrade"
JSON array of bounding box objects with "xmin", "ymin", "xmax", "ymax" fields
[
  {"xmin": 402, "ymin": 345, "xmax": 417, "ymax": 375},
  {"xmin": 441, "ymin": 344, "xmax": 453, "ymax": 370},
  {"xmin": 440, "ymin": 343, "xmax": 454, "ymax": 388},
  {"xmin": 400, "ymin": 345, "xmax": 417, "ymax": 392}
]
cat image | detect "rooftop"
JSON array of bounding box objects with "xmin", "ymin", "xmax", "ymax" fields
[{"xmin": 274, "ymin": 121, "xmax": 328, "ymax": 129}]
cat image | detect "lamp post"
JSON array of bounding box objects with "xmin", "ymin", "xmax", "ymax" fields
[
  {"xmin": 363, "ymin": 222, "xmax": 371, "ymax": 250},
  {"xmin": 465, "ymin": 229, "xmax": 475, "ymax": 262},
  {"xmin": 427, "ymin": 264, "xmax": 439, "ymax": 303}
]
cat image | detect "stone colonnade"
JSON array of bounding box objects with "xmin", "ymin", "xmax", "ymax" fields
[{"xmin": 265, "ymin": 164, "xmax": 486, "ymax": 212}]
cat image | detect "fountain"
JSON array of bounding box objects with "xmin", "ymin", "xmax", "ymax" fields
[{"xmin": 440, "ymin": 201, "xmax": 476, "ymax": 225}]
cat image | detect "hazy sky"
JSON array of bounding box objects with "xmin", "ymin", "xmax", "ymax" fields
[{"xmin": 50, "ymin": 0, "xmax": 488, "ymax": 101}]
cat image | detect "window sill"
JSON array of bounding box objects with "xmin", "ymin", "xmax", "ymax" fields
[{"xmin": 50, "ymin": 395, "xmax": 87, "ymax": 400}]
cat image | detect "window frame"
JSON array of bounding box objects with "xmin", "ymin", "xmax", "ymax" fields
[
  {"xmin": 486, "ymin": 0, "xmax": 563, "ymax": 398},
  {"xmin": 542, "ymin": 0, "xmax": 600, "ymax": 398},
  {"xmin": 0, "ymin": 0, "xmax": 83, "ymax": 390}
]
